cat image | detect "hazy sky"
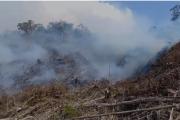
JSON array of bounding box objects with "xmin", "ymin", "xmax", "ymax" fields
[
  {"xmin": 0, "ymin": 1, "xmax": 177, "ymax": 32},
  {"xmin": 118, "ymin": 1, "xmax": 177, "ymax": 25}
]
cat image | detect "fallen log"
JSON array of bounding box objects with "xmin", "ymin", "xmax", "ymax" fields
[
  {"xmin": 82, "ymin": 96, "xmax": 180, "ymax": 108},
  {"xmin": 73, "ymin": 104, "xmax": 179, "ymax": 119}
]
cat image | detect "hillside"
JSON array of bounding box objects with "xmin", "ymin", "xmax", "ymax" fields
[{"xmin": 0, "ymin": 42, "xmax": 180, "ymax": 120}]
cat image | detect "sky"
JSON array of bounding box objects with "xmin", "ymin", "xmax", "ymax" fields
[
  {"xmin": 0, "ymin": 1, "xmax": 178, "ymax": 32},
  {"xmin": 114, "ymin": 1, "xmax": 177, "ymax": 25}
]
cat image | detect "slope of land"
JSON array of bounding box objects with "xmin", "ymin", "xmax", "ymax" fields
[{"xmin": 1, "ymin": 42, "xmax": 180, "ymax": 120}]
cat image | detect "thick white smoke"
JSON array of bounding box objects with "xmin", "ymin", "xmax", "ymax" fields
[
  {"xmin": 39, "ymin": 2, "xmax": 166, "ymax": 79},
  {"xmin": 0, "ymin": 2, "xmax": 178, "ymax": 87}
]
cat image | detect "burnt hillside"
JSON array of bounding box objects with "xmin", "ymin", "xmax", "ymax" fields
[
  {"xmin": 0, "ymin": 42, "xmax": 180, "ymax": 120},
  {"xmin": 112, "ymin": 42, "xmax": 180, "ymax": 98}
]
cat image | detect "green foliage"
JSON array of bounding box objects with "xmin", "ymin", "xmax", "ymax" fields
[{"xmin": 63, "ymin": 105, "xmax": 79, "ymax": 118}]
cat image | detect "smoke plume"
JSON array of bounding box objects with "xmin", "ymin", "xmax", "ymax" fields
[{"xmin": 0, "ymin": 2, "xmax": 178, "ymax": 88}]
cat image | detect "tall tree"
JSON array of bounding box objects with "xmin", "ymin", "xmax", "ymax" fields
[{"xmin": 17, "ymin": 20, "xmax": 37, "ymax": 35}]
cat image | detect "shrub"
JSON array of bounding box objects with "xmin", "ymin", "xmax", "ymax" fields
[{"xmin": 63, "ymin": 105, "xmax": 79, "ymax": 118}]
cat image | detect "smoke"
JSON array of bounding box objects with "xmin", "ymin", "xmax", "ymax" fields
[{"xmin": 0, "ymin": 2, "xmax": 178, "ymax": 88}]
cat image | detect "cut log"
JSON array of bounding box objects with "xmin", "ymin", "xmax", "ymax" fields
[{"xmin": 73, "ymin": 104, "xmax": 179, "ymax": 119}]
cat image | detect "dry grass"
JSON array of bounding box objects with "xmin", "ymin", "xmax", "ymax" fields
[{"xmin": 1, "ymin": 42, "xmax": 180, "ymax": 120}]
